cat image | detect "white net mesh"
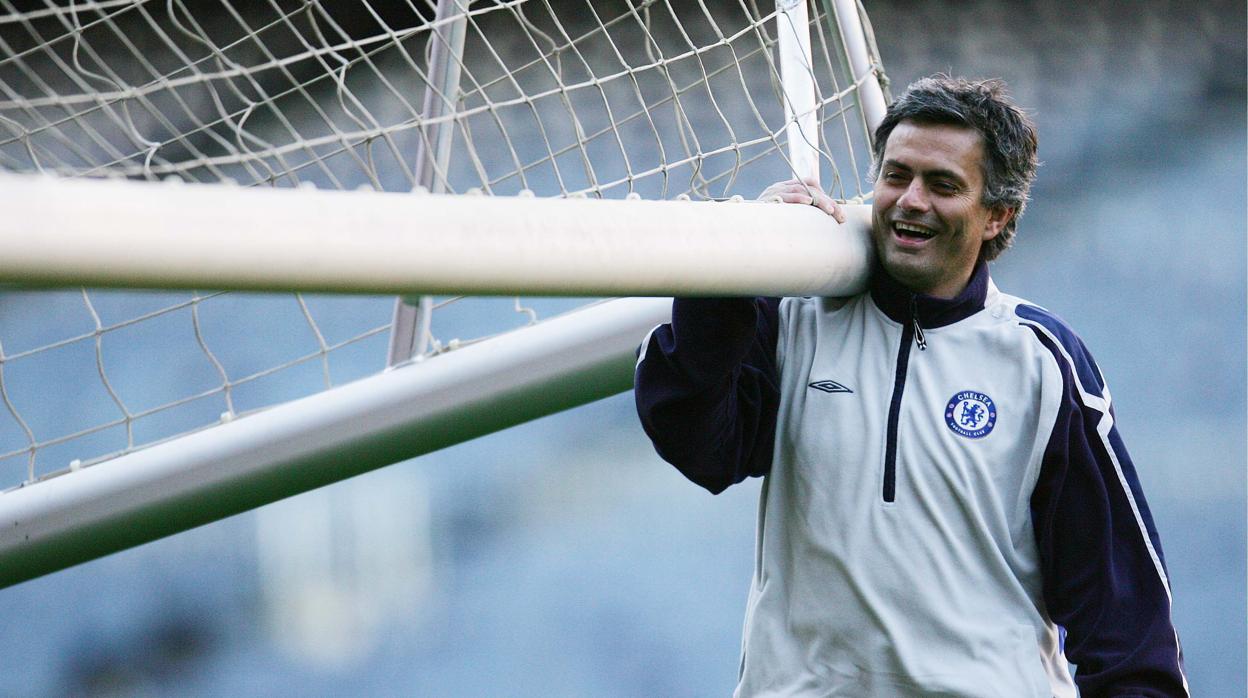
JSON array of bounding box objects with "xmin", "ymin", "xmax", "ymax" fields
[{"xmin": 0, "ymin": 0, "xmax": 886, "ymax": 488}]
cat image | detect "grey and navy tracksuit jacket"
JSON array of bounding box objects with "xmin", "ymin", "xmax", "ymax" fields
[{"xmin": 634, "ymin": 262, "xmax": 1186, "ymax": 697}]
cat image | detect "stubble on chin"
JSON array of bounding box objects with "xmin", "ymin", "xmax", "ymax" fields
[
  {"xmin": 873, "ymin": 236, "xmax": 938, "ymax": 292},
  {"xmin": 882, "ymin": 254, "xmax": 930, "ymax": 290}
]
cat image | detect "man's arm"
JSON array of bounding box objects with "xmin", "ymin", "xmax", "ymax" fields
[
  {"xmin": 634, "ymin": 297, "xmax": 781, "ymax": 494},
  {"xmin": 1022, "ymin": 307, "xmax": 1188, "ymax": 697}
]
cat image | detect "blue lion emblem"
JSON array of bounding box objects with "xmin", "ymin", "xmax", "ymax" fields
[
  {"xmin": 960, "ymin": 402, "xmax": 985, "ymax": 428},
  {"xmin": 945, "ymin": 391, "xmax": 997, "ymax": 438}
]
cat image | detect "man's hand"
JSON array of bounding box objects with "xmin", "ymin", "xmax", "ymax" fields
[{"xmin": 758, "ymin": 178, "xmax": 846, "ymax": 224}]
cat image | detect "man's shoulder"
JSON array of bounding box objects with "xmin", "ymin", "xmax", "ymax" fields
[
  {"xmin": 1006, "ymin": 298, "xmax": 1091, "ymax": 356},
  {"xmin": 781, "ymin": 291, "xmax": 868, "ymax": 314},
  {"xmin": 774, "ymin": 294, "xmax": 869, "ymax": 349},
  {"xmin": 994, "ymin": 292, "xmax": 1107, "ymax": 398},
  {"xmin": 989, "ymin": 288, "xmax": 1081, "ymax": 339}
]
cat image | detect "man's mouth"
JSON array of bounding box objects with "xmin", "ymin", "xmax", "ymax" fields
[{"xmin": 892, "ymin": 221, "xmax": 938, "ymax": 242}]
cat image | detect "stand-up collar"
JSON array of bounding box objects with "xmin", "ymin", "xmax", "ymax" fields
[{"xmin": 869, "ymin": 260, "xmax": 990, "ymax": 329}]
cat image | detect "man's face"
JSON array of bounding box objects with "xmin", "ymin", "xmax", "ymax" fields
[{"xmin": 871, "ymin": 121, "xmax": 1012, "ymax": 299}]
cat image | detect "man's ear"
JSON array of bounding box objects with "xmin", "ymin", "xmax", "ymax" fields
[{"xmin": 982, "ymin": 205, "xmax": 1014, "ymax": 242}]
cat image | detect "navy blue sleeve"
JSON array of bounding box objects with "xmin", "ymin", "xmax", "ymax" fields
[
  {"xmin": 1021, "ymin": 306, "xmax": 1187, "ymax": 697},
  {"xmin": 633, "ymin": 297, "xmax": 781, "ymax": 494}
]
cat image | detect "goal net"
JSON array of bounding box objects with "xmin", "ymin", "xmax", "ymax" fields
[{"xmin": 0, "ymin": 0, "xmax": 888, "ymax": 585}]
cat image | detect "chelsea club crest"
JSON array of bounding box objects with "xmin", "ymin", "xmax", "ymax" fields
[{"xmin": 945, "ymin": 391, "xmax": 997, "ymax": 438}]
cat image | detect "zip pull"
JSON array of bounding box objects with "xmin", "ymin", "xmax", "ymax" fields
[{"xmin": 910, "ymin": 296, "xmax": 927, "ymax": 351}]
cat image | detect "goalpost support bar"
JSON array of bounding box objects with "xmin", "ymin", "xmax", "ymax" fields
[
  {"xmin": 0, "ymin": 297, "xmax": 672, "ymax": 588},
  {"xmin": 0, "ymin": 174, "xmax": 873, "ymax": 298},
  {"xmin": 830, "ymin": 0, "xmax": 890, "ymax": 132}
]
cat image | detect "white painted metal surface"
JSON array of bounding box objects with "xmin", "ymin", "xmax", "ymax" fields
[
  {"xmin": 831, "ymin": 0, "xmax": 889, "ymax": 134},
  {"xmin": 0, "ymin": 297, "xmax": 673, "ymax": 587},
  {"xmin": 0, "ymin": 174, "xmax": 874, "ymax": 298},
  {"xmin": 776, "ymin": 0, "xmax": 820, "ymax": 184}
]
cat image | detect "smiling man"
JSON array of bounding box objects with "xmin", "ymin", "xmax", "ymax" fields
[
  {"xmin": 635, "ymin": 76, "xmax": 1187, "ymax": 696},
  {"xmin": 872, "ymin": 120, "xmax": 1013, "ymax": 298}
]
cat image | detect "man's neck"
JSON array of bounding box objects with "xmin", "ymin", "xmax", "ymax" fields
[{"xmin": 869, "ymin": 261, "xmax": 990, "ymax": 329}]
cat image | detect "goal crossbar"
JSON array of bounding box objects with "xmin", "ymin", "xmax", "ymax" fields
[{"xmin": 0, "ymin": 174, "xmax": 873, "ymax": 298}]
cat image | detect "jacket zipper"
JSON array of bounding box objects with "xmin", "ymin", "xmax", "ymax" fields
[{"xmin": 883, "ymin": 297, "xmax": 926, "ymax": 502}]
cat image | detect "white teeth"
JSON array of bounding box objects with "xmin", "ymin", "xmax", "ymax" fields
[{"xmin": 894, "ymin": 222, "xmax": 935, "ymax": 238}]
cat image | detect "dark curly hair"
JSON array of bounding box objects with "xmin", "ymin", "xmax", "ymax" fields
[{"xmin": 871, "ymin": 76, "xmax": 1038, "ymax": 261}]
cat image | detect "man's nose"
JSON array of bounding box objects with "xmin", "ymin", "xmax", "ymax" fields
[{"xmin": 897, "ymin": 179, "xmax": 929, "ymax": 214}]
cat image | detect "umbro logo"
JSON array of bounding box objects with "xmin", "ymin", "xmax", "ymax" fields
[{"xmin": 808, "ymin": 380, "xmax": 853, "ymax": 394}]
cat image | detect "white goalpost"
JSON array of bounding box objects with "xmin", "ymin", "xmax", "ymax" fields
[
  {"xmin": 0, "ymin": 173, "xmax": 873, "ymax": 296},
  {"xmin": 0, "ymin": 0, "xmax": 889, "ymax": 587}
]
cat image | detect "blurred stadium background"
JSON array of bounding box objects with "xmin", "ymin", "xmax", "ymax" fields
[{"xmin": 0, "ymin": 0, "xmax": 1243, "ymax": 695}]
